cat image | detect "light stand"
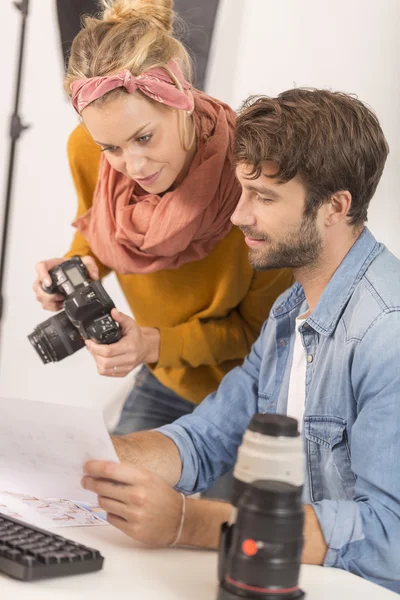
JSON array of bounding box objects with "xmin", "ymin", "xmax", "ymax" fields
[{"xmin": 0, "ymin": 0, "xmax": 30, "ymax": 333}]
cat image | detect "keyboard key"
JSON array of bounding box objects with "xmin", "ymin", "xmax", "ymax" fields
[
  {"xmin": 20, "ymin": 555, "xmax": 38, "ymax": 567},
  {"xmin": 4, "ymin": 549, "xmax": 22, "ymax": 560}
]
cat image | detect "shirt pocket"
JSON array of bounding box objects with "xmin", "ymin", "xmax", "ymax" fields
[{"xmin": 304, "ymin": 416, "xmax": 356, "ymax": 503}]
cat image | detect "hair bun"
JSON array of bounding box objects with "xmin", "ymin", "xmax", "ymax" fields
[{"xmin": 101, "ymin": 0, "xmax": 173, "ymax": 33}]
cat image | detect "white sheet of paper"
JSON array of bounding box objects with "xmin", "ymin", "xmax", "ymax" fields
[{"xmin": 0, "ymin": 398, "xmax": 119, "ymax": 502}]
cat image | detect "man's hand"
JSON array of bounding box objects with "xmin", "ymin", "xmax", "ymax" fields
[
  {"xmin": 82, "ymin": 459, "xmax": 232, "ymax": 549},
  {"xmin": 85, "ymin": 309, "xmax": 160, "ymax": 377},
  {"xmin": 302, "ymin": 505, "xmax": 328, "ymax": 565},
  {"xmin": 82, "ymin": 460, "xmax": 182, "ymax": 547}
]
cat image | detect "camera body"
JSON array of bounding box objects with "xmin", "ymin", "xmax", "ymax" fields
[
  {"xmin": 217, "ymin": 414, "xmax": 306, "ymax": 600},
  {"xmin": 29, "ymin": 257, "xmax": 122, "ymax": 364}
]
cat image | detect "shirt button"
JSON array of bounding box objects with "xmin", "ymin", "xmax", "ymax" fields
[
  {"xmin": 307, "ymin": 354, "xmax": 313, "ymax": 363},
  {"xmin": 275, "ymin": 307, "xmax": 283, "ymax": 314},
  {"xmin": 279, "ymin": 339, "xmax": 287, "ymax": 347}
]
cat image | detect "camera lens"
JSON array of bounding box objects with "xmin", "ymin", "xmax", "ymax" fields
[
  {"xmin": 28, "ymin": 311, "xmax": 85, "ymax": 363},
  {"xmin": 218, "ymin": 480, "xmax": 305, "ymax": 600}
]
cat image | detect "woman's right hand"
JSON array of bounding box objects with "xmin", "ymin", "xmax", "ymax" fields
[{"xmin": 33, "ymin": 256, "xmax": 100, "ymax": 312}]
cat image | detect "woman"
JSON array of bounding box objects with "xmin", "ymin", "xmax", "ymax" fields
[{"xmin": 34, "ymin": 0, "xmax": 291, "ymax": 454}]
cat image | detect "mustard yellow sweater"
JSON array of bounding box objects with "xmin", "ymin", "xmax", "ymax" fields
[{"xmin": 65, "ymin": 125, "xmax": 293, "ymax": 404}]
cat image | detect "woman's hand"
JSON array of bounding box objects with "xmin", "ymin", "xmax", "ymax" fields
[
  {"xmin": 86, "ymin": 309, "xmax": 160, "ymax": 376},
  {"xmin": 33, "ymin": 255, "xmax": 99, "ymax": 311},
  {"xmin": 81, "ymin": 460, "xmax": 183, "ymax": 547}
]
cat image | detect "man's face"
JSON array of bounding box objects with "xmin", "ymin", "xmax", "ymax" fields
[{"xmin": 231, "ymin": 162, "xmax": 323, "ymax": 271}]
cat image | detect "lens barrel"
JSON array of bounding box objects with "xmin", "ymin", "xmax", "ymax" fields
[
  {"xmin": 218, "ymin": 480, "xmax": 305, "ymax": 600},
  {"xmin": 28, "ymin": 311, "xmax": 85, "ymax": 363}
]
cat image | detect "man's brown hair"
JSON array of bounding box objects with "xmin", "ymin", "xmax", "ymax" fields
[{"xmin": 234, "ymin": 89, "xmax": 389, "ymax": 227}]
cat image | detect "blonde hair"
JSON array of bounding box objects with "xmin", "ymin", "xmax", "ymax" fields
[
  {"xmin": 65, "ymin": 1, "xmax": 195, "ymax": 150},
  {"xmin": 64, "ymin": 0, "xmax": 192, "ymax": 96}
]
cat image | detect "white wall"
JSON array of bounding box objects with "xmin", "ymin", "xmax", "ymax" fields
[
  {"xmin": 208, "ymin": 0, "xmax": 400, "ymax": 256},
  {"xmin": 0, "ymin": 0, "xmax": 399, "ymax": 412}
]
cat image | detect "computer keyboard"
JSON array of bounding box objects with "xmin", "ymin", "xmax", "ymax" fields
[{"xmin": 0, "ymin": 512, "xmax": 104, "ymax": 581}]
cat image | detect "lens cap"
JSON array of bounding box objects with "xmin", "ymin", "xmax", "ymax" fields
[{"xmin": 248, "ymin": 414, "xmax": 299, "ymax": 437}]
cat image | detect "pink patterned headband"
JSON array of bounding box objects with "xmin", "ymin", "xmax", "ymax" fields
[{"xmin": 70, "ymin": 59, "xmax": 194, "ymax": 114}]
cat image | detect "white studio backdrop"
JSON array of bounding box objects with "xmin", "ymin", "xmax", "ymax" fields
[
  {"xmin": 207, "ymin": 0, "xmax": 400, "ymax": 251},
  {"xmin": 0, "ymin": 0, "xmax": 399, "ymax": 417}
]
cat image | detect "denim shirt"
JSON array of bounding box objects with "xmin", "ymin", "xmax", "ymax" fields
[{"xmin": 157, "ymin": 228, "xmax": 400, "ymax": 592}]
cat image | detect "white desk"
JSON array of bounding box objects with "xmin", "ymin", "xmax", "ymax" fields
[{"xmin": 0, "ymin": 525, "xmax": 397, "ymax": 599}]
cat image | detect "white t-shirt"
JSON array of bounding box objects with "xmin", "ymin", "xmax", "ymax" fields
[{"xmin": 287, "ymin": 313, "xmax": 309, "ymax": 432}]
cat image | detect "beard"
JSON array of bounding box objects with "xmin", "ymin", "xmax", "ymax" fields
[{"xmin": 241, "ymin": 212, "xmax": 322, "ymax": 271}]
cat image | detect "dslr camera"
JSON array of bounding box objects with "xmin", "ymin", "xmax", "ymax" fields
[{"xmin": 29, "ymin": 256, "xmax": 122, "ymax": 364}]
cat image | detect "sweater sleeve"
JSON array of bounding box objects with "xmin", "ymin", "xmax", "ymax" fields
[
  {"xmin": 64, "ymin": 125, "xmax": 111, "ymax": 279},
  {"xmin": 157, "ymin": 268, "xmax": 293, "ymax": 368}
]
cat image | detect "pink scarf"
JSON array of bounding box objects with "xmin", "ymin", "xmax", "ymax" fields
[{"xmin": 72, "ymin": 66, "xmax": 241, "ymax": 274}]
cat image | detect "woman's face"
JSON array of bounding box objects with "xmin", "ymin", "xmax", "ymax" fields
[{"xmin": 82, "ymin": 92, "xmax": 195, "ymax": 194}]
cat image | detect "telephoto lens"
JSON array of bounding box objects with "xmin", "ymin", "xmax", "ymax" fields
[{"xmin": 217, "ymin": 414, "xmax": 306, "ymax": 600}]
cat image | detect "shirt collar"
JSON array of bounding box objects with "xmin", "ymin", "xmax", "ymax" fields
[{"xmin": 273, "ymin": 228, "xmax": 383, "ymax": 336}]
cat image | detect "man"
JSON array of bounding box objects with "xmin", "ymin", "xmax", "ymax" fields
[{"xmin": 81, "ymin": 89, "xmax": 400, "ymax": 592}]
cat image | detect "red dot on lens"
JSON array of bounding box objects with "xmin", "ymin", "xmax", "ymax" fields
[{"xmin": 242, "ymin": 539, "xmax": 258, "ymax": 556}]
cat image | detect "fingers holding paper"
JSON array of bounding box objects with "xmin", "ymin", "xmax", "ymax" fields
[{"xmin": 81, "ymin": 460, "xmax": 182, "ymax": 547}]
